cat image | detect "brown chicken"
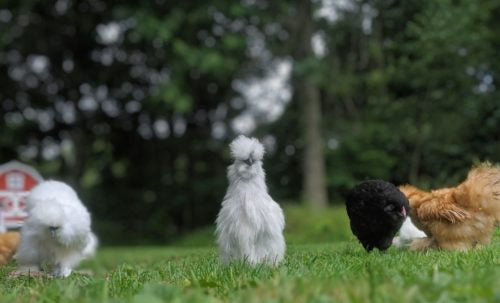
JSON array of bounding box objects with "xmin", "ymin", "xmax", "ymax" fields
[
  {"xmin": 400, "ymin": 163, "xmax": 500, "ymax": 251},
  {"xmin": 0, "ymin": 232, "xmax": 20, "ymax": 265}
]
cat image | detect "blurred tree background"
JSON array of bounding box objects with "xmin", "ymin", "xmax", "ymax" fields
[{"xmin": 0, "ymin": 0, "xmax": 499, "ymax": 244}]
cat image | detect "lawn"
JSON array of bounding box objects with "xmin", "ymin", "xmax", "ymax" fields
[{"xmin": 0, "ymin": 206, "xmax": 498, "ymax": 303}]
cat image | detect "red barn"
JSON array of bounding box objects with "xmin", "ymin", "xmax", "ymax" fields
[{"xmin": 0, "ymin": 161, "xmax": 43, "ymax": 229}]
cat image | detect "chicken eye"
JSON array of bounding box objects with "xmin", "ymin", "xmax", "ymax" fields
[{"xmin": 384, "ymin": 204, "xmax": 395, "ymax": 212}]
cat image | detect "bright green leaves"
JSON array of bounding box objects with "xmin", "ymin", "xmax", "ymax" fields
[{"xmin": 153, "ymin": 82, "xmax": 193, "ymax": 114}]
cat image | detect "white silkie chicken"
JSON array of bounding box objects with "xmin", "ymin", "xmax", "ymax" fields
[
  {"xmin": 15, "ymin": 181, "xmax": 97, "ymax": 277},
  {"xmin": 392, "ymin": 217, "xmax": 426, "ymax": 248},
  {"xmin": 216, "ymin": 135, "xmax": 285, "ymax": 266}
]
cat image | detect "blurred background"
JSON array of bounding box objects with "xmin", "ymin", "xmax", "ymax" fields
[{"xmin": 0, "ymin": 0, "xmax": 499, "ymax": 245}]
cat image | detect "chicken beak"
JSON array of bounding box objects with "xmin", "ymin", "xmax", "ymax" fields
[
  {"xmin": 401, "ymin": 207, "xmax": 407, "ymax": 217},
  {"xmin": 244, "ymin": 158, "xmax": 254, "ymax": 166},
  {"xmin": 49, "ymin": 226, "xmax": 59, "ymax": 238}
]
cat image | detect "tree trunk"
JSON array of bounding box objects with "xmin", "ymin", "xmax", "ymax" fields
[
  {"xmin": 300, "ymin": 81, "xmax": 328, "ymax": 208},
  {"xmin": 292, "ymin": 0, "xmax": 328, "ymax": 208}
]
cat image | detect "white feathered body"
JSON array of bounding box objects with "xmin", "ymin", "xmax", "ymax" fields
[
  {"xmin": 392, "ymin": 217, "xmax": 426, "ymax": 248},
  {"xmin": 216, "ymin": 136, "xmax": 285, "ymax": 266},
  {"xmin": 15, "ymin": 181, "xmax": 97, "ymax": 277}
]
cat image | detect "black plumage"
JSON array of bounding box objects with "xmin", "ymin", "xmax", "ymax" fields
[{"xmin": 346, "ymin": 180, "xmax": 409, "ymax": 251}]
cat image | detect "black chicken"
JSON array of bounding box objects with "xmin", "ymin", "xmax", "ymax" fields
[{"xmin": 346, "ymin": 180, "xmax": 409, "ymax": 251}]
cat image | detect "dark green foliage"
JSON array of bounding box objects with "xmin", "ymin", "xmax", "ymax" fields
[
  {"xmin": 314, "ymin": 0, "xmax": 500, "ymax": 198},
  {"xmin": 0, "ymin": 0, "xmax": 257, "ymax": 244}
]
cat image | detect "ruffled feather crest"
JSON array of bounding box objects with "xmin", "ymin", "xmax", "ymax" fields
[{"xmin": 229, "ymin": 135, "xmax": 265, "ymax": 161}]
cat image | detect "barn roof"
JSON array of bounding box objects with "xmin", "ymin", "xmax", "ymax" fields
[{"xmin": 0, "ymin": 161, "xmax": 43, "ymax": 181}]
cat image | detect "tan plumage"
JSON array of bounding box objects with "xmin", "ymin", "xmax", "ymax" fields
[
  {"xmin": 400, "ymin": 162, "xmax": 500, "ymax": 251},
  {"xmin": 0, "ymin": 232, "xmax": 20, "ymax": 265}
]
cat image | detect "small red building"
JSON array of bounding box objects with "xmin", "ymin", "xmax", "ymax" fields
[{"xmin": 0, "ymin": 161, "xmax": 43, "ymax": 229}]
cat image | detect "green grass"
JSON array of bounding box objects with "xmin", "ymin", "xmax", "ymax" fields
[
  {"xmin": 172, "ymin": 205, "xmax": 353, "ymax": 247},
  {"xmin": 0, "ymin": 207, "xmax": 498, "ymax": 302}
]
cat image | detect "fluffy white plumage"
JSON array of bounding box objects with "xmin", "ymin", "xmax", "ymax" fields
[
  {"xmin": 216, "ymin": 135, "xmax": 285, "ymax": 266},
  {"xmin": 15, "ymin": 181, "xmax": 97, "ymax": 277},
  {"xmin": 392, "ymin": 217, "xmax": 426, "ymax": 248}
]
